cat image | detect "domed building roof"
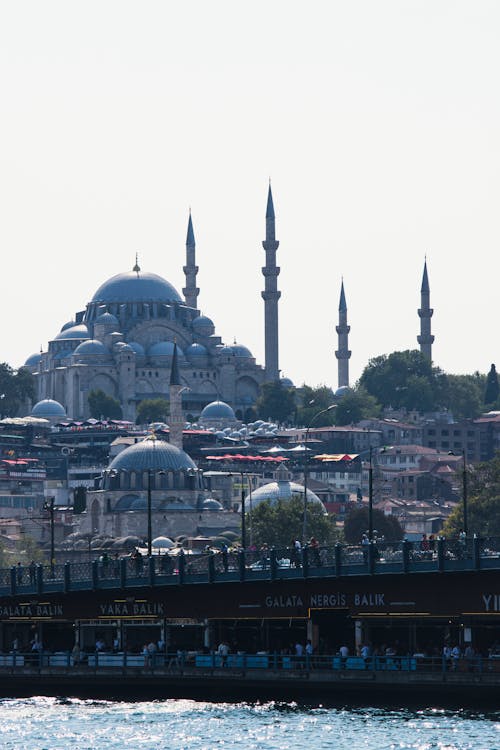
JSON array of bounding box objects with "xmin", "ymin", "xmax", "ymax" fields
[
  {"xmin": 202, "ymin": 498, "xmax": 223, "ymax": 510},
  {"xmin": 185, "ymin": 343, "xmax": 208, "ymax": 358},
  {"xmin": 108, "ymin": 437, "xmax": 197, "ymax": 473},
  {"xmin": 280, "ymin": 376, "xmax": 295, "ymax": 388},
  {"xmin": 54, "ymin": 323, "xmax": 89, "ymax": 341},
  {"xmin": 335, "ymin": 385, "xmax": 352, "ymax": 398},
  {"xmin": 31, "ymin": 399, "xmax": 67, "ymax": 418},
  {"xmin": 128, "ymin": 341, "xmax": 145, "ymax": 356},
  {"xmin": 192, "ymin": 315, "xmax": 215, "ymax": 336},
  {"xmin": 230, "ymin": 344, "xmax": 253, "ymax": 358},
  {"xmin": 95, "ymin": 312, "xmax": 119, "ymax": 326},
  {"xmin": 148, "ymin": 341, "xmax": 185, "ymax": 359},
  {"xmin": 246, "ymin": 480, "xmax": 326, "ymax": 512},
  {"xmin": 24, "ymin": 352, "xmax": 42, "ymax": 367},
  {"xmin": 73, "ymin": 339, "xmax": 109, "ymax": 356},
  {"xmin": 91, "ymin": 270, "xmax": 182, "ymax": 304},
  {"xmin": 60, "ymin": 320, "xmax": 76, "ymax": 332},
  {"xmin": 200, "ymin": 400, "xmax": 236, "ymax": 421}
]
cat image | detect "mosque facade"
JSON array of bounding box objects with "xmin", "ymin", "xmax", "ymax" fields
[
  {"xmin": 24, "ymin": 183, "xmax": 434, "ymax": 423},
  {"xmin": 24, "ymin": 188, "xmax": 285, "ymax": 423}
]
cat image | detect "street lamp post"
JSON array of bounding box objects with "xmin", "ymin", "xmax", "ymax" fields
[
  {"xmin": 147, "ymin": 469, "xmax": 153, "ymax": 557},
  {"xmin": 461, "ymin": 450, "xmax": 468, "ymax": 537},
  {"xmin": 43, "ymin": 497, "xmax": 55, "ymax": 572},
  {"xmin": 448, "ymin": 450, "xmax": 468, "ymax": 536},
  {"xmin": 302, "ymin": 404, "xmax": 337, "ymax": 543},
  {"xmin": 368, "ymin": 447, "xmax": 374, "ymax": 542}
]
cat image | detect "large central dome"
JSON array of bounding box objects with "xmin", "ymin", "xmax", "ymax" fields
[{"xmin": 92, "ymin": 270, "xmax": 183, "ymax": 304}]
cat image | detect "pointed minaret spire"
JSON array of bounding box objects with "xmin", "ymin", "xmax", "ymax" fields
[
  {"xmin": 169, "ymin": 341, "xmax": 184, "ymax": 450},
  {"xmin": 261, "ymin": 182, "xmax": 281, "ymax": 381},
  {"xmin": 417, "ymin": 258, "xmax": 434, "ymax": 361},
  {"xmin": 183, "ymin": 210, "xmax": 199, "ymax": 309},
  {"xmin": 170, "ymin": 339, "xmax": 181, "ymax": 386},
  {"xmin": 335, "ymin": 279, "xmax": 351, "ymax": 389}
]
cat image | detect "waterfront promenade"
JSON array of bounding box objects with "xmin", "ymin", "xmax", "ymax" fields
[{"xmin": 0, "ymin": 649, "xmax": 498, "ymax": 704}]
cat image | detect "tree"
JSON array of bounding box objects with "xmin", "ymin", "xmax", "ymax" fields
[
  {"xmin": 255, "ymin": 381, "xmax": 296, "ymax": 423},
  {"xmin": 444, "ymin": 373, "xmax": 485, "ymax": 420},
  {"xmin": 295, "ymin": 385, "xmax": 336, "ymax": 427},
  {"xmin": 16, "ymin": 535, "xmax": 45, "ymax": 565},
  {"xmin": 358, "ymin": 350, "xmax": 449, "ymax": 412},
  {"xmin": 249, "ymin": 496, "xmax": 338, "ymax": 548},
  {"xmin": 0, "ymin": 363, "xmax": 35, "ymax": 418},
  {"xmin": 343, "ymin": 507, "xmax": 404, "ymax": 544},
  {"xmin": 136, "ymin": 398, "xmax": 170, "ymax": 425},
  {"xmin": 334, "ymin": 387, "xmax": 381, "ymax": 425},
  {"xmin": 441, "ymin": 454, "xmax": 500, "ymax": 538},
  {"xmin": 484, "ymin": 364, "xmax": 499, "ymax": 406},
  {"xmin": 87, "ymin": 389, "xmax": 123, "ymax": 420}
]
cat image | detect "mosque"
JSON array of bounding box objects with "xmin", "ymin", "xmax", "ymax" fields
[{"xmin": 24, "ymin": 185, "xmax": 435, "ymax": 424}]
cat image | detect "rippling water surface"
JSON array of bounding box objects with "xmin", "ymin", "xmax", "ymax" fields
[{"xmin": 0, "ymin": 697, "xmax": 498, "ymax": 750}]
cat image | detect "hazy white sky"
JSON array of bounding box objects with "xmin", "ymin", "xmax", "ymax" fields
[{"xmin": 1, "ymin": 1, "xmax": 499, "ymax": 388}]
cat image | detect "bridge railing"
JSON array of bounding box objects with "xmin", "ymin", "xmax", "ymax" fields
[{"xmin": 2, "ymin": 536, "xmax": 499, "ymax": 596}]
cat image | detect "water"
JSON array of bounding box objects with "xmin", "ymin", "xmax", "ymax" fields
[{"xmin": 0, "ymin": 697, "xmax": 498, "ymax": 750}]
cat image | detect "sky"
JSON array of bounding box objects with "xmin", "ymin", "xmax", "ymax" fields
[{"xmin": 1, "ymin": 1, "xmax": 499, "ymax": 390}]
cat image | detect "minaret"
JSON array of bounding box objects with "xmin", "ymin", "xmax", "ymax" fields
[
  {"xmin": 168, "ymin": 342, "xmax": 184, "ymax": 450},
  {"xmin": 182, "ymin": 211, "xmax": 199, "ymax": 309},
  {"xmin": 261, "ymin": 184, "xmax": 281, "ymax": 381},
  {"xmin": 417, "ymin": 259, "xmax": 434, "ymax": 361},
  {"xmin": 335, "ymin": 279, "xmax": 351, "ymax": 388}
]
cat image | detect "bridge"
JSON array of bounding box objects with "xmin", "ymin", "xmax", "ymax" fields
[{"xmin": 2, "ymin": 536, "xmax": 499, "ymax": 598}]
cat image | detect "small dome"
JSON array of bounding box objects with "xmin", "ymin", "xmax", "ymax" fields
[
  {"xmin": 148, "ymin": 341, "xmax": 184, "ymax": 358},
  {"xmin": 185, "ymin": 343, "xmax": 208, "ymax": 358},
  {"xmin": 92, "ymin": 270, "xmax": 182, "ymax": 304},
  {"xmin": 24, "ymin": 352, "xmax": 42, "ymax": 367},
  {"xmin": 114, "ymin": 494, "xmax": 142, "ymax": 512},
  {"xmin": 280, "ymin": 377, "xmax": 294, "ymax": 388},
  {"xmin": 95, "ymin": 312, "xmax": 119, "ymax": 326},
  {"xmin": 31, "ymin": 399, "xmax": 67, "ymax": 418},
  {"xmin": 230, "ymin": 344, "xmax": 253, "ymax": 358},
  {"xmin": 335, "ymin": 385, "xmax": 352, "ymax": 398},
  {"xmin": 108, "ymin": 437, "xmax": 197, "ymax": 473},
  {"xmin": 200, "ymin": 400, "xmax": 236, "ymax": 421},
  {"xmin": 128, "ymin": 341, "xmax": 145, "ymax": 356},
  {"xmin": 202, "ymin": 498, "xmax": 223, "ymax": 510},
  {"xmin": 192, "ymin": 315, "xmax": 215, "ymax": 336},
  {"xmin": 60, "ymin": 320, "xmax": 76, "ymax": 332},
  {"xmin": 54, "ymin": 323, "xmax": 89, "ymax": 341},
  {"xmin": 152, "ymin": 536, "xmax": 175, "ymax": 549},
  {"xmin": 218, "ymin": 345, "xmax": 234, "ymax": 357},
  {"xmin": 73, "ymin": 339, "xmax": 109, "ymax": 356},
  {"xmin": 248, "ymin": 480, "xmax": 326, "ymax": 512}
]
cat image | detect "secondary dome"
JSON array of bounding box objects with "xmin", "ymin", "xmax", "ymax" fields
[
  {"xmin": 185, "ymin": 343, "xmax": 208, "ymax": 357},
  {"xmin": 31, "ymin": 399, "xmax": 67, "ymax": 419},
  {"xmin": 94, "ymin": 312, "xmax": 119, "ymax": 326},
  {"xmin": 24, "ymin": 352, "xmax": 42, "ymax": 368},
  {"xmin": 92, "ymin": 270, "xmax": 182, "ymax": 304},
  {"xmin": 230, "ymin": 344, "xmax": 253, "ymax": 358},
  {"xmin": 200, "ymin": 400, "xmax": 236, "ymax": 421},
  {"xmin": 73, "ymin": 339, "xmax": 109, "ymax": 356},
  {"xmin": 54, "ymin": 323, "xmax": 89, "ymax": 341},
  {"xmin": 247, "ymin": 480, "xmax": 326, "ymax": 512},
  {"xmin": 108, "ymin": 437, "xmax": 197, "ymax": 473},
  {"xmin": 192, "ymin": 315, "xmax": 215, "ymax": 336},
  {"xmin": 128, "ymin": 342, "xmax": 145, "ymax": 356},
  {"xmin": 148, "ymin": 341, "xmax": 185, "ymax": 359}
]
